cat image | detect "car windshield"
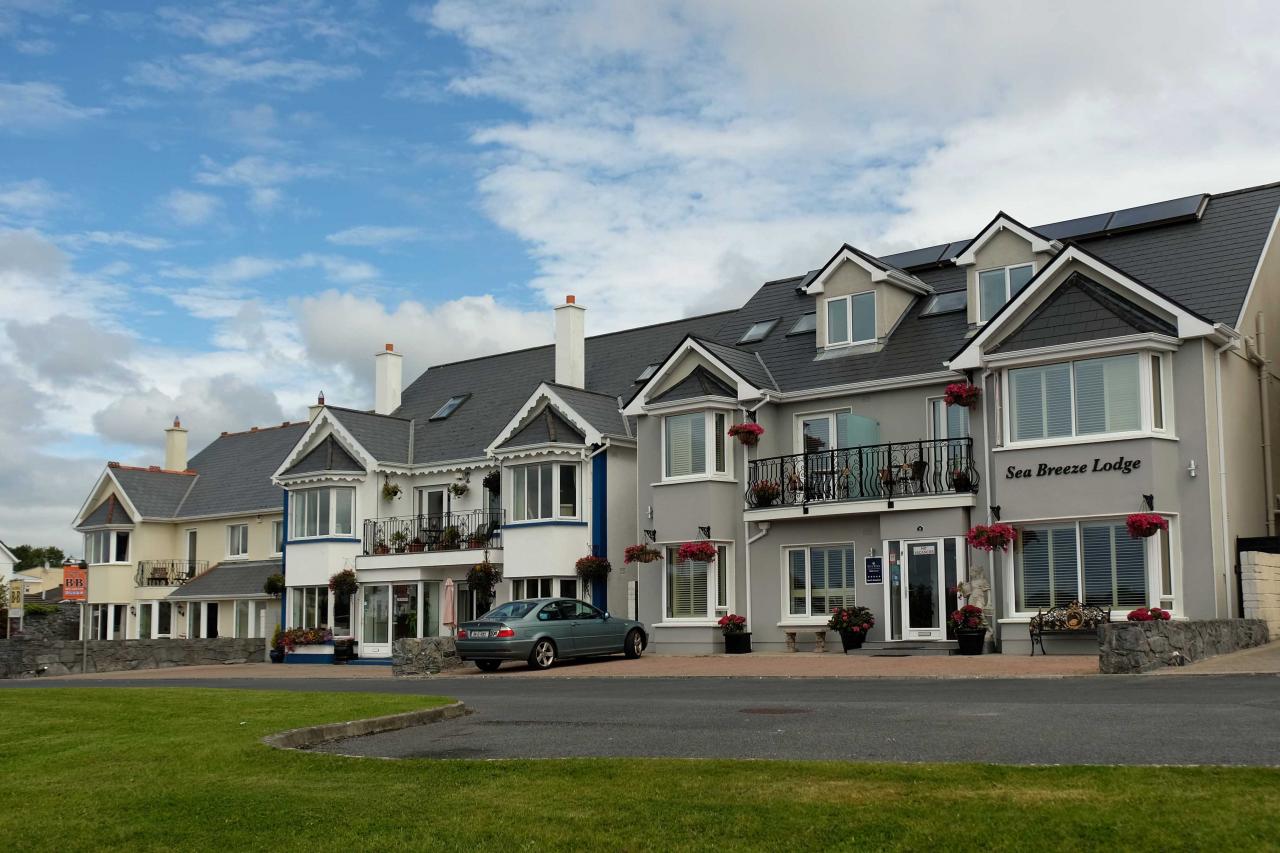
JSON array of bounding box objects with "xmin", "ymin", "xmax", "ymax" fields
[{"xmin": 480, "ymin": 601, "xmax": 538, "ymax": 621}]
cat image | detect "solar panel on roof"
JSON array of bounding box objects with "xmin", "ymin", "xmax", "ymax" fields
[
  {"xmin": 1035, "ymin": 212, "xmax": 1113, "ymax": 240},
  {"xmin": 1106, "ymin": 194, "xmax": 1206, "ymax": 231},
  {"xmin": 921, "ymin": 290, "xmax": 967, "ymax": 316},
  {"xmin": 877, "ymin": 243, "xmax": 949, "ymax": 270}
]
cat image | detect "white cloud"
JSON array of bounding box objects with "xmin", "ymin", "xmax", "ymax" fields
[
  {"xmin": 326, "ymin": 225, "xmax": 426, "ymax": 247},
  {"xmin": 194, "ymin": 154, "xmax": 327, "ymax": 212},
  {"xmin": 62, "ymin": 231, "xmax": 173, "ymax": 252},
  {"xmin": 0, "ymin": 179, "xmax": 63, "ymax": 220},
  {"xmin": 0, "ymin": 81, "xmax": 103, "ymax": 131},
  {"xmin": 160, "ymin": 188, "xmax": 222, "ymax": 226},
  {"xmin": 129, "ymin": 52, "xmax": 360, "ymax": 92}
]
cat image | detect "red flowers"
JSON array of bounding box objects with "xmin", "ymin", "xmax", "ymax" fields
[
  {"xmin": 676, "ymin": 540, "xmax": 718, "ymax": 563},
  {"xmin": 828, "ymin": 605, "xmax": 875, "ymax": 633},
  {"xmin": 1125, "ymin": 513, "xmax": 1169, "ymax": 539},
  {"xmin": 717, "ymin": 613, "xmax": 747, "ymax": 635},
  {"xmin": 623, "ymin": 544, "xmax": 662, "ymax": 564},
  {"xmin": 276, "ymin": 627, "xmax": 333, "ymax": 651},
  {"xmin": 749, "ymin": 479, "xmax": 782, "ymax": 507},
  {"xmin": 943, "ymin": 382, "xmax": 982, "ymax": 408},
  {"xmin": 948, "ymin": 604, "xmax": 987, "ymax": 632},
  {"xmin": 966, "ymin": 523, "xmax": 1016, "ymax": 552},
  {"xmin": 727, "ymin": 422, "xmax": 765, "ymax": 446},
  {"xmin": 575, "ymin": 554, "xmax": 612, "ymax": 580},
  {"xmin": 1127, "ymin": 606, "xmax": 1171, "ymax": 622}
]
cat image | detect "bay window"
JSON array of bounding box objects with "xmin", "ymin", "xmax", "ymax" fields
[
  {"xmin": 1014, "ymin": 519, "xmax": 1155, "ymax": 613},
  {"xmin": 289, "ymin": 486, "xmax": 356, "ymax": 539},
  {"xmin": 826, "ymin": 291, "xmax": 876, "ymax": 346},
  {"xmin": 664, "ymin": 544, "xmax": 729, "ymax": 621},
  {"xmin": 512, "ymin": 577, "xmax": 578, "ymax": 600},
  {"xmin": 84, "ymin": 529, "xmax": 129, "ymax": 564},
  {"xmin": 663, "ymin": 411, "xmax": 730, "ymax": 480},
  {"xmin": 1009, "ymin": 353, "xmax": 1150, "ymax": 443},
  {"xmin": 785, "ymin": 544, "xmax": 855, "ymax": 618},
  {"xmin": 291, "ymin": 586, "xmax": 329, "ymax": 629},
  {"xmin": 979, "ymin": 263, "xmax": 1035, "ymax": 322},
  {"xmin": 512, "ymin": 462, "xmax": 578, "ymax": 521}
]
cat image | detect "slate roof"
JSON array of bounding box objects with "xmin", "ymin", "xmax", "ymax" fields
[
  {"xmin": 693, "ymin": 337, "xmax": 779, "ymax": 391},
  {"xmin": 168, "ymin": 559, "xmax": 281, "ymax": 599},
  {"xmin": 545, "ymin": 383, "xmax": 629, "ymax": 438},
  {"xmin": 108, "ymin": 467, "xmax": 196, "ymax": 518},
  {"xmin": 651, "ymin": 365, "xmax": 736, "ymax": 404},
  {"xmin": 327, "ymin": 407, "xmax": 411, "ymax": 465},
  {"xmin": 281, "ymin": 435, "xmax": 363, "ymax": 476},
  {"xmin": 499, "ymin": 407, "xmax": 585, "ymax": 449},
  {"xmin": 78, "ymin": 494, "xmax": 135, "ymax": 528},
  {"xmin": 993, "ymin": 272, "xmax": 1177, "ymax": 354}
]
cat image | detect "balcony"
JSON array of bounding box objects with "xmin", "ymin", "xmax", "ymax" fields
[
  {"xmin": 746, "ymin": 437, "xmax": 980, "ymax": 510},
  {"xmin": 361, "ymin": 509, "xmax": 503, "ymax": 557},
  {"xmin": 135, "ymin": 559, "xmax": 211, "ymax": 587}
]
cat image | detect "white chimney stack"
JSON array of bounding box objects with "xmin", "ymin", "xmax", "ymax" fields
[
  {"xmin": 164, "ymin": 416, "xmax": 188, "ymax": 470},
  {"xmin": 554, "ymin": 295, "xmax": 586, "ymax": 389},
  {"xmin": 374, "ymin": 343, "xmax": 403, "ymax": 415}
]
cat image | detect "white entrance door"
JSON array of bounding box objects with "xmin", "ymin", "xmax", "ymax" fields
[{"xmin": 885, "ymin": 537, "xmax": 966, "ymax": 641}]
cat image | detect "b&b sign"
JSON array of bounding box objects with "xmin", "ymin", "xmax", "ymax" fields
[{"xmin": 63, "ymin": 566, "xmax": 87, "ymax": 601}]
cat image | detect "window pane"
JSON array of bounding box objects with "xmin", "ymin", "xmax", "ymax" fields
[
  {"xmin": 139, "ymin": 604, "xmax": 152, "ymax": 639},
  {"xmin": 335, "ymin": 489, "xmax": 353, "ymax": 535},
  {"xmin": 788, "ymin": 549, "xmax": 807, "ymax": 616},
  {"xmin": 665, "ymin": 413, "xmax": 705, "ymax": 477},
  {"xmin": 716, "ymin": 546, "xmax": 728, "ymax": 610},
  {"xmin": 539, "ymin": 463, "xmax": 553, "ymax": 519},
  {"xmin": 115, "ymin": 531, "xmax": 130, "ymax": 562},
  {"xmin": 559, "ymin": 578, "xmax": 578, "ymax": 599},
  {"xmin": 1011, "ymin": 363, "xmax": 1072, "ymax": 441},
  {"xmin": 666, "ymin": 547, "xmax": 709, "ymax": 619},
  {"xmin": 235, "ymin": 601, "xmax": 249, "ymax": 638},
  {"xmin": 1159, "ymin": 526, "xmax": 1172, "ymax": 597},
  {"xmin": 714, "ymin": 413, "xmax": 727, "ymax": 473},
  {"xmin": 525, "ymin": 465, "xmax": 540, "ymax": 519},
  {"xmin": 947, "ymin": 402, "xmax": 970, "ymax": 438},
  {"xmin": 1083, "ymin": 521, "xmax": 1147, "ymax": 608},
  {"xmin": 1151, "ymin": 355, "xmax": 1164, "ymax": 429},
  {"xmin": 513, "ymin": 468, "xmax": 526, "ymax": 521},
  {"xmin": 1075, "ymin": 354, "xmax": 1140, "ymax": 435},
  {"xmin": 158, "ymin": 602, "xmax": 171, "ymax": 635},
  {"xmin": 827, "ymin": 297, "xmax": 849, "ymax": 344},
  {"xmin": 559, "ymin": 465, "xmax": 577, "ymax": 517},
  {"xmin": 1008, "ymin": 264, "xmax": 1034, "ymax": 296},
  {"xmin": 306, "ymin": 490, "xmax": 319, "ymax": 537},
  {"xmin": 1050, "ymin": 527, "xmax": 1080, "ymax": 606},
  {"xmin": 317, "ymin": 489, "xmax": 331, "ymax": 536},
  {"xmin": 979, "ymin": 269, "xmax": 1007, "ymax": 321},
  {"xmin": 1017, "ymin": 525, "xmax": 1079, "ymax": 610},
  {"xmin": 851, "ymin": 291, "xmax": 876, "ymax": 342},
  {"xmin": 363, "ymin": 586, "xmax": 390, "ymax": 644}
]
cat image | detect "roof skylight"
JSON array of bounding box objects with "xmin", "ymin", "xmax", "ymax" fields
[
  {"xmin": 787, "ymin": 313, "xmax": 817, "ymax": 335},
  {"xmin": 635, "ymin": 363, "xmax": 660, "ymax": 383},
  {"xmin": 429, "ymin": 394, "xmax": 470, "ymax": 420},
  {"xmin": 921, "ymin": 291, "xmax": 967, "ymax": 316},
  {"xmin": 738, "ymin": 318, "xmax": 779, "ymax": 345}
]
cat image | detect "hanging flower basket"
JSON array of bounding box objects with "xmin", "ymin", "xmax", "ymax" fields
[
  {"xmin": 624, "ymin": 544, "xmax": 662, "ymax": 564},
  {"xmin": 482, "ymin": 470, "xmax": 501, "ymax": 494},
  {"xmin": 1125, "ymin": 513, "xmax": 1168, "ymax": 539},
  {"xmin": 749, "ymin": 479, "xmax": 782, "ymax": 507},
  {"xmin": 381, "ymin": 481, "xmax": 402, "ymax": 502},
  {"xmin": 328, "ymin": 568, "xmax": 358, "ymax": 597},
  {"xmin": 966, "ymin": 523, "xmax": 1017, "ymax": 552},
  {"xmin": 467, "ymin": 560, "xmax": 502, "ymax": 599},
  {"xmin": 943, "ymin": 382, "xmax": 982, "ymax": 408},
  {"xmin": 575, "ymin": 554, "xmax": 612, "ymax": 581},
  {"xmin": 1127, "ymin": 606, "xmax": 1172, "ymax": 622},
  {"xmin": 727, "ymin": 422, "xmax": 765, "ymax": 447},
  {"xmin": 263, "ymin": 573, "xmax": 286, "ymax": 597},
  {"xmin": 676, "ymin": 540, "xmax": 718, "ymax": 563},
  {"xmin": 449, "ymin": 481, "xmax": 470, "ymax": 498}
]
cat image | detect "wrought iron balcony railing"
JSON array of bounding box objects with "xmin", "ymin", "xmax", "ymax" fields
[
  {"xmin": 745, "ymin": 437, "xmax": 979, "ymax": 509},
  {"xmin": 135, "ymin": 559, "xmax": 210, "ymax": 587},
  {"xmin": 362, "ymin": 509, "xmax": 504, "ymax": 557}
]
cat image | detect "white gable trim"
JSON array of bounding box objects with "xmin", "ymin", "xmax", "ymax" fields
[
  {"xmin": 954, "ymin": 214, "xmax": 1062, "ymax": 266},
  {"xmin": 802, "ymin": 246, "xmax": 933, "ymax": 296},
  {"xmin": 622, "ymin": 338, "xmax": 769, "ymax": 417},
  {"xmin": 486, "ymin": 384, "xmax": 603, "ymax": 456},
  {"xmin": 949, "ymin": 245, "xmax": 1220, "ymax": 371},
  {"xmin": 271, "ymin": 409, "xmax": 376, "ymax": 483},
  {"xmin": 0, "ymin": 540, "xmax": 17, "ymax": 566},
  {"xmin": 71, "ymin": 468, "xmax": 143, "ymax": 528}
]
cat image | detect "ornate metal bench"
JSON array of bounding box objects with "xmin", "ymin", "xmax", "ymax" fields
[{"xmin": 1027, "ymin": 600, "xmax": 1111, "ymax": 655}]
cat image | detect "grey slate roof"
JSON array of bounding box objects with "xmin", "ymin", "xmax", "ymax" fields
[
  {"xmin": 499, "ymin": 407, "xmax": 585, "ymax": 449},
  {"xmin": 168, "ymin": 559, "xmax": 281, "ymax": 599},
  {"xmin": 282, "ymin": 435, "xmax": 363, "ymax": 476},
  {"xmin": 327, "ymin": 407, "xmax": 411, "ymax": 464},
  {"xmin": 545, "ymin": 383, "xmax": 629, "ymax": 438},
  {"xmin": 78, "ymin": 494, "xmax": 135, "ymax": 528},
  {"xmin": 651, "ymin": 365, "xmax": 736, "ymax": 404},
  {"xmin": 993, "ymin": 272, "xmax": 1177, "ymax": 354},
  {"xmin": 693, "ymin": 337, "xmax": 778, "ymax": 391},
  {"xmin": 109, "ymin": 467, "xmax": 196, "ymax": 518}
]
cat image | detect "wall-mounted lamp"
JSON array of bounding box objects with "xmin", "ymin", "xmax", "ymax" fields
[
  {"xmin": 129, "ymin": 605, "xmax": 137, "ymax": 616},
  {"xmin": 1142, "ymin": 494, "xmax": 1154, "ymax": 512},
  {"xmin": 698, "ymin": 525, "xmax": 711, "ymax": 539},
  {"xmin": 1187, "ymin": 460, "xmax": 1198, "ymax": 479},
  {"xmin": 176, "ymin": 603, "xmax": 186, "ymax": 617},
  {"xmin": 991, "ymin": 505, "xmax": 1002, "ymax": 521},
  {"xmin": 643, "ymin": 529, "xmax": 657, "ymax": 543}
]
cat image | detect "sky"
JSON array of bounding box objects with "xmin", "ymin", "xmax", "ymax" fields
[{"xmin": 3, "ymin": 0, "xmax": 1280, "ymax": 553}]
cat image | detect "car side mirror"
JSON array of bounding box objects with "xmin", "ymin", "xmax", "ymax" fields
[{"xmin": 602, "ymin": 611, "xmax": 611, "ymax": 621}]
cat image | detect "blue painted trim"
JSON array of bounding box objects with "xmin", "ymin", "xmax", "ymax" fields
[
  {"xmin": 504, "ymin": 520, "xmax": 588, "ymax": 528},
  {"xmin": 285, "ymin": 537, "xmax": 361, "ymax": 545},
  {"xmin": 279, "ymin": 490, "xmax": 288, "ymax": 633},
  {"xmin": 591, "ymin": 451, "xmax": 608, "ymax": 610},
  {"xmin": 284, "ymin": 653, "xmax": 335, "ymax": 663},
  {"xmin": 346, "ymin": 658, "xmax": 392, "ymax": 666}
]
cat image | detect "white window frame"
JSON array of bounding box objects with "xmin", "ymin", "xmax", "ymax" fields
[
  {"xmin": 977, "ymin": 262, "xmax": 1035, "ymax": 323},
  {"xmin": 271, "ymin": 520, "xmax": 284, "ymax": 556},
  {"xmin": 926, "ymin": 396, "xmax": 971, "ymax": 440},
  {"xmin": 824, "ymin": 291, "xmax": 877, "ymax": 348},
  {"xmin": 136, "ymin": 600, "xmax": 174, "ymax": 639},
  {"xmin": 780, "ymin": 542, "xmax": 857, "ymax": 624},
  {"xmin": 511, "ymin": 577, "xmax": 579, "ymax": 601},
  {"xmin": 290, "ymin": 586, "xmax": 330, "ymax": 629},
  {"xmin": 661, "ymin": 409, "xmax": 734, "ymax": 483},
  {"xmin": 84, "ymin": 529, "xmax": 130, "ymax": 565},
  {"xmin": 288, "ymin": 486, "xmax": 357, "ymax": 540},
  {"xmin": 1001, "ymin": 350, "xmax": 1172, "ymax": 449},
  {"xmin": 227, "ymin": 523, "xmax": 249, "ymax": 559},
  {"xmin": 510, "ymin": 461, "xmax": 580, "ymax": 522},
  {"xmin": 657, "ymin": 542, "xmax": 731, "ymax": 625}
]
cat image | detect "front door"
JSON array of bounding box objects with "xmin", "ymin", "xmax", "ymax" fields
[{"xmin": 885, "ymin": 538, "xmax": 965, "ymax": 641}]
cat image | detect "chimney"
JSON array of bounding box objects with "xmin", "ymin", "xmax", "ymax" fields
[
  {"xmin": 164, "ymin": 416, "xmax": 188, "ymax": 470},
  {"xmin": 374, "ymin": 343, "xmax": 403, "ymax": 415},
  {"xmin": 308, "ymin": 391, "xmax": 326, "ymax": 422},
  {"xmin": 554, "ymin": 295, "xmax": 586, "ymax": 389}
]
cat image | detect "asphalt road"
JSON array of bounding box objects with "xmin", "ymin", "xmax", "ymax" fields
[{"xmin": 6, "ymin": 673, "xmax": 1279, "ymax": 765}]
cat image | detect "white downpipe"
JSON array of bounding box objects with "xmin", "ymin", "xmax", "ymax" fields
[
  {"xmin": 1255, "ymin": 313, "xmax": 1275, "ymax": 536},
  {"xmin": 744, "ymin": 521, "xmax": 771, "ymax": 632},
  {"xmin": 980, "ymin": 368, "xmax": 999, "ymax": 636},
  {"xmin": 1214, "ymin": 338, "xmax": 1236, "ymax": 618}
]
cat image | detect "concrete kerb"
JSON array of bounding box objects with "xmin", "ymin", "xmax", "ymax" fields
[{"xmin": 263, "ymin": 701, "xmax": 470, "ymax": 750}]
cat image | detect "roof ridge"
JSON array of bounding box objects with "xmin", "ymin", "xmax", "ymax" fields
[
  {"xmin": 107, "ymin": 462, "xmax": 196, "ymax": 475},
  {"xmin": 215, "ymin": 421, "xmax": 309, "ymax": 437},
  {"xmin": 1208, "ymin": 179, "xmax": 1280, "ymax": 200},
  {"xmin": 544, "ymin": 381, "xmax": 619, "ymax": 399},
  {"xmin": 325, "ymin": 405, "xmax": 412, "ymax": 423}
]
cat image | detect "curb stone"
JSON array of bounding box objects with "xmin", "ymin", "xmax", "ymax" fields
[{"xmin": 263, "ymin": 701, "xmax": 470, "ymax": 750}]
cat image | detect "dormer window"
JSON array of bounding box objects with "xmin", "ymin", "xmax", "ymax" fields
[
  {"xmin": 978, "ymin": 263, "xmax": 1035, "ymax": 322},
  {"xmin": 826, "ymin": 292, "xmax": 875, "ymax": 347}
]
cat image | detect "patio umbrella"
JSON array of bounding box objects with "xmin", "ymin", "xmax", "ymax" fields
[{"xmin": 442, "ymin": 577, "xmax": 456, "ymax": 635}]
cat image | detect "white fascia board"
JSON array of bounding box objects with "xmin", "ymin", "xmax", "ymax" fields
[
  {"xmin": 772, "ymin": 370, "xmax": 963, "ymax": 402},
  {"xmin": 802, "ymin": 246, "xmax": 933, "ymax": 296},
  {"xmin": 949, "ymin": 246, "xmax": 1216, "ymax": 371},
  {"xmin": 270, "ymin": 409, "xmax": 375, "ymax": 483},
  {"xmin": 981, "ymin": 334, "xmax": 1182, "ymax": 367},
  {"xmin": 0, "ymin": 541, "xmax": 15, "ymax": 564},
  {"xmin": 954, "ymin": 215, "xmax": 1062, "ymax": 266},
  {"xmin": 485, "ymin": 384, "xmax": 604, "ymax": 456},
  {"xmin": 622, "ymin": 339, "xmax": 765, "ymax": 417},
  {"xmin": 489, "ymin": 443, "xmax": 588, "ymax": 462},
  {"xmin": 71, "ymin": 468, "xmax": 143, "ymax": 529}
]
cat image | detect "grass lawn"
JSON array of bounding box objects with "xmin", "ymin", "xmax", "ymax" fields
[{"xmin": 1, "ymin": 688, "xmax": 1278, "ymax": 851}]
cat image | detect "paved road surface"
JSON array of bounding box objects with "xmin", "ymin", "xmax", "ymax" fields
[{"xmin": 6, "ymin": 673, "xmax": 1278, "ymax": 765}]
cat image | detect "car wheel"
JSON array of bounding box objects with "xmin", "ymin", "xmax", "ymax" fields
[
  {"xmin": 624, "ymin": 629, "xmax": 644, "ymax": 659},
  {"xmin": 474, "ymin": 659, "xmax": 502, "ymax": 672},
  {"xmin": 528, "ymin": 639, "xmax": 557, "ymax": 670}
]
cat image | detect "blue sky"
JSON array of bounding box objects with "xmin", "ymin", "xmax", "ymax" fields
[{"xmin": 4, "ymin": 1, "xmax": 1280, "ymax": 550}]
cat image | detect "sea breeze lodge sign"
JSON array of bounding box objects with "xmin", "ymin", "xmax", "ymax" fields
[{"xmin": 1005, "ymin": 455, "xmax": 1143, "ymax": 480}]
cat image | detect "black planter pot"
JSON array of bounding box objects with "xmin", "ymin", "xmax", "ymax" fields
[
  {"xmin": 840, "ymin": 630, "xmax": 865, "ymax": 652},
  {"xmin": 724, "ymin": 632, "xmax": 752, "ymax": 654},
  {"xmin": 955, "ymin": 630, "xmax": 985, "ymax": 655},
  {"xmin": 269, "ymin": 648, "xmax": 285, "ymax": 664}
]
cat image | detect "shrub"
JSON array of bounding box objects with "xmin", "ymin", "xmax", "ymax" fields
[{"xmin": 263, "ymin": 574, "xmax": 286, "ymax": 597}]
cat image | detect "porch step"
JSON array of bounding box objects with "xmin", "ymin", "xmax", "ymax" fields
[{"xmin": 847, "ymin": 641, "xmax": 959, "ymax": 657}]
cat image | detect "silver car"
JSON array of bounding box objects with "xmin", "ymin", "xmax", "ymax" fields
[{"xmin": 456, "ymin": 598, "xmax": 648, "ymax": 671}]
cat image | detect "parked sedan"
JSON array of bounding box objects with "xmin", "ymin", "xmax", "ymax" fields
[{"xmin": 456, "ymin": 598, "xmax": 648, "ymax": 671}]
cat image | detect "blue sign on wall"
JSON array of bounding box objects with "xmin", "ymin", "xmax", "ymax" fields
[{"xmin": 865, "ymin": 556, "xmax": 883, "ymax": 584}]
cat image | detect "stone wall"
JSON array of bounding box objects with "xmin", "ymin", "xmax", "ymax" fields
[
  {"xmin": 1098, "ymin": 619, "xmax": 1270, "ymax": 674},
  {"xmin": 391, "ymin": 637, "xmax": 463, "ymax": 676},
  {"xmin": 1240, "ymin": 550, "xmax": 1280, "ymax": 637},
  {"xmin": 0, "ymin": 637, "xmax": 267, "ymax": 678},
  {"xmin": 11, "ymin": 602, "xmax": 80, "ymax": 642}
]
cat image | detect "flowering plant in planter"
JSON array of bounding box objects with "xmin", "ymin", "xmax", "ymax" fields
[
  {"xmin": 482, "ymin": 469, "xmax": 501, "ymax": 494},
  {"xmin": 624, "ymin": 544, "xmax": 662, "ymax": 564},
  {"xmin": 467, "ymin": 559, "xmax": 502, "ymax": 609},
  {"xmin": 828, "ymin": 605, "xmax": 875, "ymax": 634},
  {"xmin": 575, "ymin": 554, "xmax": 612, "ymax": 581},
  {"xmin": 278, "ymin": 627, "xmax": 333, "ymax": 651},
  {"xmin": 727, "ymin": 422, "xmax": 765, "ymax": 446},
  {"xmin": 966, "ymin": 523, "xmax": 1017, "ymax": 552},
  {"xmin": 717, "ymin": 613, "xmax": 747, "ymax": 635},
  {"xmin": 948, "ymin": 603, "xmax": 988, "ymax": 632},
  {"xmin": 381, "ymin": 481, "xmax": 402, "ymax": 502},
  {"xmin": 676, "ymin": 540, "xmax": 718, "ymax": 563},
  {"xmin": 328, "ymin": 568, "xmax": 358, "ymax": 597},
  {"xmin": 1125, "ymin": 513, "xmax": 1168, "ymax": 539},
  {"xmin": 749, "ymin": 479, "xmax": 782, "ymax": 507},
  {"xmin": 943, "ymin": 382, "xmax": 982, "ymax": 408},
  {"xmin": 1127, "ymin": 606, "xmax": 1172, "ymax": 622},
  {"xmin": 448, "ymin": 481, "xmax": 470, "ymax": 498}
]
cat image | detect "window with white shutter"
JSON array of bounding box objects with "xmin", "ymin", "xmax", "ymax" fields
[
  {"xmin": 1015, "ymin": 519, "xmax": 1150, "ymax": 613},
  {"xmin": 1009, "ymin": 353, "xmax": 1153, "ymax": 444},
  {"xmin": 664, "ymin": 545, "xmax": 727, "ymax": 620},
  {"xmin": 784, "ymin": 544, "xmax": 856, "ymax": 618}
]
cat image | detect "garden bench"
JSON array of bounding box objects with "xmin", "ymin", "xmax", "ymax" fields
[
  {"xmin": 1027, "ymin": 600, "xmax": 1111, "ymax": 655},
  {"xmin": 784, "ymin": 629, "xmax": 828, "ymax": 653}
]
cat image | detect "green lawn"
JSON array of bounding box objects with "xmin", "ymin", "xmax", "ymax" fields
[{"xmin": 1, "ymin": 688, "xmax": 1277, "ymax": 851}]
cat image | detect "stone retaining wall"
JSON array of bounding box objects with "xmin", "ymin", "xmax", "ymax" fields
[
  {"xmin": 1241, "ymin": 551, "xmax": 1280, "ymax": 637},
  {"xmin": 11, "ymin": 602, "xmax": 80, "ymax": 642},
  {"xmin": 1098, "ymin": 619, "xmax": 1270, "ymax": 674},
  {"xmin": 391, "ymin": 637, "xmax": 463, "ymax": 676},
  {"xmin": 0, "ymin": 637, "xmax": 267, "ymax": 678}
]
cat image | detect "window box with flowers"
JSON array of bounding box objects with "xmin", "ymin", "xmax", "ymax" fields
[
  {"xmin": 718, "ymin": 613, "xmax": 750, "ymax": 654},
  {"xmin": 828, "ymin": 606, "xmax": 875, "ymax": 651},
  {"xmin": 948, "ymin": 604, "xmax": 988, "ymax": 655},
  {"xmin": 727, "ymin": 422, "xmax": 765, "ymax": 447},
  {"xmin": 1127, "ymin": 606, "xmax": 1171, "ymax": 622}
]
